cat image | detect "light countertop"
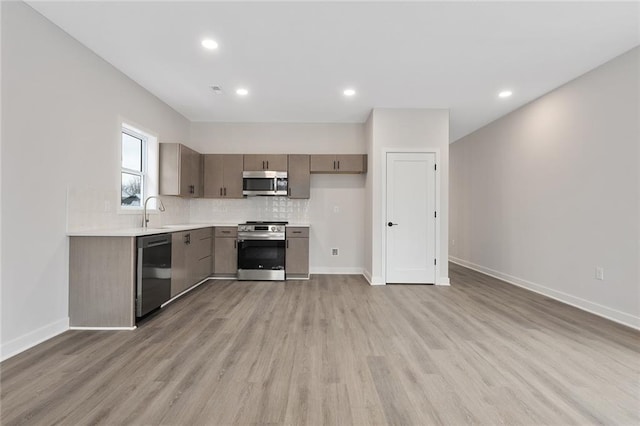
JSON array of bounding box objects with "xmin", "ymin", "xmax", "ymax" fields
[{"xmin": 67, "ymin": 223, "xmax": 310, "ymax": 237}]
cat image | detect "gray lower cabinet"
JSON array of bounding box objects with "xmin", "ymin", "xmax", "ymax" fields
[
  {"xmin": 69, "ymin": 236, "xmax": 136, "ymax": 328},
  {"xmin": 172, "ymin": 228, "xmax": 213, "ymax": 297},
  {"xmin": 214, "ymin": 227, "xmax": 238, "ymax": 276},
  {"xmin": 286, "ymin": 227, "xmax": 309, "ymax": 279}
]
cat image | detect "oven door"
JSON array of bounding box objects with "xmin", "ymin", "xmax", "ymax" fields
[{"xmin": 237, "ymin": 239, "xmax": 286, "ymax": 281}]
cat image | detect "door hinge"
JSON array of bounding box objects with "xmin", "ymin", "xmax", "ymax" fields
[
  {"xmin": 434, "ymin": 164, "xmax": 437, "ymax": 171},
  {"xmin": 434, "ymin": 258, "xmax": 437, "ymax": 265},
  {"xmin": 434, "ymin": 211, "xmax": 437, "ymax": 218}
]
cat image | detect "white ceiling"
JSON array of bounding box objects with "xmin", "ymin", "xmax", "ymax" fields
[{"xmin": 27, "ymin": 1, "xmax": 639, "ymax": 141}]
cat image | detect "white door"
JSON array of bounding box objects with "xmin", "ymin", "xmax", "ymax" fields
[{"xmin": 386, "ymin": 152, "xmax": 436, "ymax": 283}]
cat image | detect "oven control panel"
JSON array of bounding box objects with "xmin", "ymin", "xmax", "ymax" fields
[{"xmin": 238, "ymin": 224, "xmax": 285, "ymax": 233}]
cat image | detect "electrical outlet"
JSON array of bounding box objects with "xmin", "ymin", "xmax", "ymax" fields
[
  {"xmin": 595, "ymin": 267, "xmax": 604, "ymax": 281},
  {"xmin": 331, "ymin": 248, "xmax": 339, "ymax": 256}
]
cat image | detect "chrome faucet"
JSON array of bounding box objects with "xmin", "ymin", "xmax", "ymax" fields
[{"xmin": 142, "ymin": 196, "xmax": 166, "ymax": 228}]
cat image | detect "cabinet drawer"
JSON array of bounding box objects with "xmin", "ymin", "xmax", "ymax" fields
[
  {"xmin": 191, "ymin": 227, "xmax": 212, "ymax": 241},
  {"xmin": 286, "ymin": 227, "xmax": 309, "ymax": 238},
  {"xmin": 192, "ymin": 234, "xmax": 212, "ymax": 260},
  {"xmin": 215, "ymin": 227, "xmax": 238, "ymax": 237}
]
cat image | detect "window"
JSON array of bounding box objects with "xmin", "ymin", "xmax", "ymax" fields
[{"xmin": 121, "ymin": 127, "xmax": 147, "ymax": 207}]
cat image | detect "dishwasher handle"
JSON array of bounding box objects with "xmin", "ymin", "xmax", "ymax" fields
[{"xmin": 138, "ymin": 234, "xmax": 171, "ymax": 248}]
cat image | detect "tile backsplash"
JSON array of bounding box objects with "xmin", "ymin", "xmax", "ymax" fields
[
  {"xmin": 66, "ymin": 186, "xmax": 190, "ymax": 231},
  {"xmin": 190, "ymin": 197, "xmax": 310, "ymax": 224},
  {"xmin": 67, "ymin": 187, "xmax": 309, "ymax": 231}
]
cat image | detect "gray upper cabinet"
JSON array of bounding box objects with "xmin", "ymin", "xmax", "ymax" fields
[
  {"xmin": 243, "ymin": 154, "xmax": 288, "ymax": 171},
  {"xmin": 203, "ymin": 154, "xmax": 244, "ymax": 198},
  {"xmin": 287, "ymin": 155, "xmax": 310, "ymax": 199},
  {"xmin": 160, "ymin": 143, "xmax": 203, "ymax": 198},
  {"xmin": 310, "ymin": 154, "xmax": 367, "ymax": 174}
]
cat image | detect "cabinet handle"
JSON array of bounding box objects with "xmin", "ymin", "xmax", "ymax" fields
[
  {"xmin": 224, "ymin": 187, "xmax": 227, "ymax": 196},
  {"xmin": 333, "ymin": 160, "xmax": 336, "ymax": 170},
  {"xmin": 288, "ymin": 187, "xmax": 291, "ymax": 196},
  {"xmin": 219, "ymin": 187, "xmax": 222, "ymax": 196},
  {"xmin": 293, "ymin": 231, "xmax": 302, "ymax": 234},
  {"xmin": 184, "ymin": 234, "xmax": 191, "ymax": 245},
  {"xmin": 286, "ymin": 240, "xmax": 289, "ymax": 249},
  {"xmin": 234, "ymin": 240, "xmax": 237, "ymax": 249},
  {"xmin": 337, "ymin": 160, "xmax": 340, "ymax": 169},
  {"xmin": 262, "ymin": 160, "xmax": 265, "ymax": 169}
]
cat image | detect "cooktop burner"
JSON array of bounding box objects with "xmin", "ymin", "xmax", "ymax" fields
[{"xmin": 244, "ymin": 221, "xmax": 289, "ymax": 225}]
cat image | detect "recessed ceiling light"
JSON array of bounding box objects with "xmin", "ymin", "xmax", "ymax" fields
[
  {"xmin": 236, "ymin": 88, "xmax": 249, "ymax": 96},
  {"xmin": 498, "ymin": 90, "xmax": 513, "ymax": 98},
  {"xmin": 343, "ymin": 88, "xmax": 356, "ymax": 97},
  {"xmin": 201, "ymin": 39, "xmax": 218, "ymax": 50}
]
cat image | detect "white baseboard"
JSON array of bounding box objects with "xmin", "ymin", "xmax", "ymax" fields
[
  {"xmin": 310, "ymin": 267, "xmax": 364, "ymax": 275},
  {"xmin": 1, "ymin": 317, "xmax": 69, "ymax": 362},
  {"xmin": 363, "ymin": 270, "xmax": 385, "ymax": 285},
  {"xmin": 437, "ymin": 276, "xmax": 451, "ymax": 286},
  {"xmin": 69, "ymin": 326, "xmax": 136, "ymax": 331},
  {"xmin": 449, "ymin": 256, "xmax": 640, "ymax": 330}
]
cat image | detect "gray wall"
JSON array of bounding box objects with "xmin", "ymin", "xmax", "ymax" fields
[
  {"xmin": 1, "ymin": 2, "xmax": 190, "ymax": 359},
  {"xmin": 450, "ymin": 47, "xmax": 639, "ymax": 328}
]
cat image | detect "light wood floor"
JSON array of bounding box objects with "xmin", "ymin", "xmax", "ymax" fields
[{"xmin": 2, "ymin": 263, "xmax": 639, "ymax": 425}]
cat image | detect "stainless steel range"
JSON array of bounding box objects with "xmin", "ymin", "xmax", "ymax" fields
[{"xmin": 237, "ymin": 221, "xmax": 288, "ymax": 281}]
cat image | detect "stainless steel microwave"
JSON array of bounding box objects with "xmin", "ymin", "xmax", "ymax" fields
[{"xmin": 243, "ymin": 171, "xmax": 288, "ymax": 196}]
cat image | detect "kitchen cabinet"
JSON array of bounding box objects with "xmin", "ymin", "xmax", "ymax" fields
[
  {"xmin": 243, "ymin": 154, "xmax": 288, "ymax": 171},
  {"xmin": 160, "ymin": 143, "xmax": 203, "ymax": 197},
  {"xmin": 189, "ymin": 227, "xmax": 213, "ymax": 285},
  {"xmin": 171, "ymin": 227, "xmax": 213, "ymax": 297},
  {"xmin": 214, "ymin": 227, "xmax": 238, "ymax": 277},
  {"xmin": 203, "ymin": 154, "xmax": 244, "ymax": 198},
  {"xmin": 310, "ymin": 154, "xmax": 367, "ymax": 174},
  {"xmin": 69, "ymin": 236, "xmax": 136, "ymax": 327},
  {"xmin": 286, "ymin": 227, "xmax": 309, "ymax": 279},
  {"xmin": 287, "ymin": 155, "xmax": 310, "ymax": 199}
]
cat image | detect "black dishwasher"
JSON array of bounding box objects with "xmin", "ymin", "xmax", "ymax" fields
[{"xmin": 136, "ymin": 234, "xmax": 172, "ymax": 317}]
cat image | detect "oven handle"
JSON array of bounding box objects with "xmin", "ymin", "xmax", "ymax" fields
[{"xmin": 237, "ymin": 233, "xmax": 285, "ymax": 241}]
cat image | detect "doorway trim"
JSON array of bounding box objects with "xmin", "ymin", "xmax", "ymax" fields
[{"xmin": 381, "ymin": 147, "xmax": 443, "ymax": 285}]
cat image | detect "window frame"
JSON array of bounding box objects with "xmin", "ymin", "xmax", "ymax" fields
[{"xmin": 120, "ymin": 126, "xmax": 148, "ymax": 209}]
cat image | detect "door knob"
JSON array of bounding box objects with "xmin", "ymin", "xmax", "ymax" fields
[{"xmin": 388, "ymin": 222, "xmax": 398, "ymax": 227}]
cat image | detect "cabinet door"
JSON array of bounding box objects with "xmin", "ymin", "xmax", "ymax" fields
[
  {"xmin": 222, "ymin": 154, "xmax": 244, "ymax": 198},
  {"xmin": 310, "ymin": 155, "xmax": 337, "ymax": 173},
  {"xmin": 159, "ymin": 143, "xmax": 181, "ymax": 196},
  {"xmin": 263, "ymin": 155, "xmax": 288, "ymax": 171},
  {"xmin": 243, "ymin": 154, "xmax": 287, "ymax": 171},
  {"xmin": 171, "ymin": 232, "xmax": 187, "ymax": 297},
  {"xmin": 190, "ymin": 152, "xmax": 203, "ymax": 198},
  {"xmin": 287, "ymin": 155, "xmax": 310, "ymax": 199},
  {"xmin": 286, "ymin": 238, "xmax": 309, "ymax": 277},
  {"xmin": 336, "ymin": 155, "xmax": 366, "ymax": 173},
  {"xmin": 203, "ymin": 154, "xmax": 225, "ymax": 198},
  {"xmin": 179, "ymin": 145, "xmax": 194, "ymax": 197},
  {"xmin": 214, "ymin": 237, "xmax": 238, "ymax": 276},
  {"xmin": 243, "ymin": 154, "xmax": 265, "ymax": 171}
]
